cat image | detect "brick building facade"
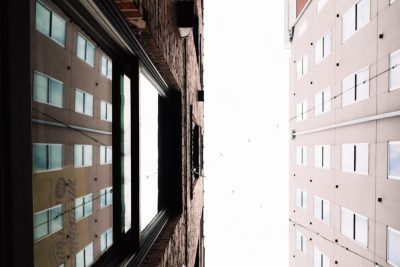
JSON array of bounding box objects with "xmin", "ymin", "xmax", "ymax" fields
[{"xmin": 0, "ymin": 0, "xmax": 205, "ymax": 266}]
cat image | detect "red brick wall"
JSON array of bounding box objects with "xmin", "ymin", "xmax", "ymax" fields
[{"xmin": 296, "ymin": 0, "xmax": 308, "ymax": 16}]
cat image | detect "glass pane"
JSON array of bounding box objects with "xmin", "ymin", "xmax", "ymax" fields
[
  {"xmin": 35, "ymin": 2, "xmax": 50, "ymax": 36},
  {"xmin": 107, "ymin": 147, "xmax": 112, "ymax": 163},
  {"xmin": 101, "ymin": 57, "xmax": 107, "ymax": 76},
  {"xmin": 139, "ymin": 71, "xmax": 159, "ymax": 231},
  {"xmin": 323, "ymin": 256, "xmax": 330, "ymax": 267},
  {"xmin": 323, "ymin": 32, "xmax": 331, "ymax": 58},
  {"xmin": 356, "ymin": 68, "xmax": 369, "ymax": 102},
  {"xmin": 388, "ymin": 227, "xmax": 400, "ymax": 266},
  {"xmin": 49, "ymin": 144, "xmax": 63, "ymax": 170},
  {"xmin": 33, "ymin": 144, "xmax": 48, "ymax": 172},
  {"xmin": 296, "ymin": 103, "xmax": 302, "ymax": 121},
  {"xmin": 77, "ymin": 35, "xmax": 86, "ymax": 61},
  {"xmin": 296, "ymin": 188, "xmax": 302, "ymax": 207},
  {"xmin": 100, "ymin": 233, "xmax": 107, "ymax": 252},
  {"xmin": 323, "ymin": 200, "xmax": 330, "ymax": 224},
  {"xmin": 122, "ymin": 75, "xmax": 132, "ymax": 233},
  {"xmin": 314, "ymin": 145, "xmax": 322, "ymax": 168},
  {"xmin": 100, "ymin": 146, "xmax": 105, "ymax": 164},
  {"xmin": 108, "ymin": 61, "xmax": 113, "ymax": 79},
  {"xmin": 390, "ymin": 50, "xmax": 400, "ymax": 90},
  {"xmin": 101, "ymin": 101, "xmax": 107, "ymax": 120},
  {"xmin": 107, "ymin": 229, "xmax": 113, "ymax": 247},
  {"xmin": 324, "ymin": 88, "xmax": 331, "ymax": 112},
  {"xmin": 107, "ymin": 103, "xmax": 112, "ymax": 121},
  {"xmin": 74, "ymin": 145, "xmax": 83, "ymax": 167},
  {"xmin": 76, "ymin": 250, "xmax": 84, "ymax": 267},
  {"xmin": 356, "ymin": 0, "xmax": 370, "ymax": 30},
  {"xmin": 84, "ymin": 195, "xmax": 93, "ymax": 216},
  {"xmin": 75, "ymin": 90, "xmax": 84, "ymax": 113},
  {"xmin": 315, "ymin": 38, "xmax": 323, "ymax": 64},
  {"xmin": 49, "ymin": 79, "xmax": 63, "ymax": 107},
  {"xmin": 342, "ymin": 144, "xmax": 354, "ymax": 172},
  {"xmin": 85, "ymin": 243, "xmax": 94, "ymax": 266},
  {"xmin": 303, "ymin": 56, "xmax": 308, "ymax": 75},
  {"xmin": 100, "ymin": 189, "xmax": 106, "ymax": 208},
  {"xmin": 296, "ymin": 61, "xmax": 302, "ymax": 79},
  {"xmin": 296, "ymin": 231, "xmax": 302, "ymax": 251},
  {"xmin": 389, "ymin": 142, "xmax": 400, "ymax": 178},
  {"xmin": 341, "ymin": 208, "xmax": 353, "ymax": 239},
  {"xmin": 342, "ymin": 74, "xmax": 355, "ymax": 106},
  {"xmin": 107, "ymin": 188, "xmax": 113, "ymax": 205},
  {"xmin": 356, "ymin": 143, "xmax": 369, "ymax": 174},
  {"xmin": 34, "ymin": 73, "xmax": 48, "ymax": 104},
  {"xmin": 86, "ymin": 42, "xmax": 95, "ymax": 66},
  {"xmin": 84, "ymin": 145, "xmax": 93, "ymax": 166},
  {"xmin": 85, "ymin": 93, "xmax": 93, "ymax": 116},
  {"xmin": 49, "ymin": 205, "xmax": 63, "ymax": 233},
  {"xmin": 314, "ymin": 197, "xmax": 322, "ymax": 220},
  {"xmin": 355, "ymin": 214, "xmax": 368, "ymax": 246},
  {"xmin": 323, "ymin": 145, "xmax": 330, "ymax": 169},
  {"xmin": 315, "ymin": 91, "xmax": 322, "ymax": 115},
  {"xmin": 51, "ymin": 13, "xmax": 66, "ymax": 45},
  {"xmin": 34, "ymin": 211, "xmax": 49, "ymax": 240},
  {"xmin": 342, "ymin": 6, "xmax": 355, "ymax": 42},
  {"xmin": 75, "ymin": 197, "xmax": 83, "ymax": 220},
  {"xmin": 314, "ymin": 247, "xmax": 322, "ymax": 267}
]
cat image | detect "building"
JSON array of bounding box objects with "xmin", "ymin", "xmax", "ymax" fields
[
  {"xmin": 286, "ymin": 0, "xmax": 400, "ymax": 266},
  {"xmin": 0, "ymin": 0, "xmax": 204, "ymax": 266}
]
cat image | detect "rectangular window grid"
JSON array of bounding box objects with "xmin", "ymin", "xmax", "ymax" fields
[
  {"xmin": 75, "ymin": 89, "xmax": 94, "ymax": 116},
  {"xmin": 341, "ymin": 207, "xmax": 368, "ymax": 247},
  {"xmin": 74, "ymin": 144, "xmax": 93, "ymax": 167},
  {"xmin": 35, "ymin": 1, "xmax": 66, "ymax": 46},
  {"xmin": 33, "ymin": 143, "xmax": 63, "ymax": 172},
  {"xmin": 77, "ymin": 33, "xmax": 95, "ymax": 67},
  {"xmin": 33, "ymin": 204, "xmax": 63, "ymax": 241},
  {"xmin": 100, "ymin": 187, "xmax": 113, "ymax": 208},
  {"xmin": 74, "ymin": 194, "xmax": 93, "ymax": 221},
  {"xmin": 33, "ymin": 72, "xmax": 63, "ymax": 108}
]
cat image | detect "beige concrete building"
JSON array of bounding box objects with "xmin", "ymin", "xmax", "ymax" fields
[{"xmin": 286, "ymin": 0, "xmax": 400, "ymax": 266}]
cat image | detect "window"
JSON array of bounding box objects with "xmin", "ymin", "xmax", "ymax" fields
[
  {"xmin": 296, "ymin": 146, "xmax": 307, "ymax": 165},
  {"xmin": 101, "ymin": 56, "xmax": 113, "ymax": 80},
  {"xmin": 315, "ymin": 88, "xmax": 331, "ymax": 115},
  {"xmin": 33, "ymin": 204, "xmax": 63, "ymax": 241},
  {"xmin": 76, "ymin": 242, "xmax": 93, "ymax": 267},
  {"xmin": 315, "ymin": 32, "xmax": 331, "ymax": 64},
  {"xmin": 342, "ymin": 67, "xmax": 369, "ymax": 106},
  {"xmin": 100, "ymin": 187, "xmax": 113, "ymax": 208},
  {"xmin": 389, "ymin": 49, "xmax": 400, "ymax": 91},
  {"xmin": 387, "ymin": 227, "xmax": 400, "ymax": 267},
  {"xmin": 390, "ymin": 0, "xmax": 398, "ymax": 4},
  {"xmin": 33, "ymin": 72, "xmax": 63, "ymax": 107},
  {"xmin": 317, "ymin": 0, "xmax": 329, "ymax": 12},
  {"xmin": 33, "ymin": 143, "xmax": 63, "ymax": 172},
  {"xmin": 74, "ymin": 194, "xmax": 93, "ymax": 221},
  {"xmin": 74, "ymin": 145, "xmax": 93, "ymax": 167},
  {"xmin": 296, "ymin": 230, "xmax": 307, "ymax": 254},
  {"xmin": 342, "ymin": 0, "xmax": 370, "ymax": 42},
  {"xmin": 314, "ymin": 196, "xmax": 330, "ymax": 224},
  {"xmin": 77, "ymin": 33, "xmax": 95, "ymax": 66},
  {"xmin": 296, "ymin": 100, "xmax": 308, "ymax": 121},
  {"xmin": 35, "ymin": 1, "xmax": 66, "ymax": 46},
  {"xmin": 341, "ymin": 207, "xmax": 368, "ymax": 247},
  {"xmin": 296, "ymin": 55, "xmax": 308, "ymax": 79},
  {"xmin": 341, "ymin": 143, "xmax": 369, "ymax": 175},
  {"xmin": 100, "ymin": 100, "xmax": 112, "ymax": 122},
  {"xmin": 100, "ymin": 228, "xmax": 113, "ymax": 253},
  {"xmin": 314, "ymin": 247, "xmax": 330, "ymax": 267},
  {"xmin": 75, "ymin": 89, "xmax": 93, "ymax": 116},
  {"xmin": 191, "ymin": 118, "xmax": 203, "ymax": 180},
  {"xmin": 389, "ymin": 142, "xmax": 400, "ymax": 179},
  {"xmin": 296, "ymin": 188, "xmax": 307, "ymax": 209},
  {"xmin": 314, "ymin": 145, "xmax": 330, "ymax": 169},
  {"xmin": 100, "ymin": 146, "xmax": 112, "ymax": 165}
]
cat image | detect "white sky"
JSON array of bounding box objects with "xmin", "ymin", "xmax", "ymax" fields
[{"xmin": 204, "ymin": 0, "xmax": 290, "ymax": 266}]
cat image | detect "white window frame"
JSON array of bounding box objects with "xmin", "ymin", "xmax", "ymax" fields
[
  {"xmin": 342, "ymin": 66, "xmax": 370, "ymax": 107},
  {"xmin": 35, "ymin": 1, "xmax": 66, "ymax": 46},
  {"xmin": 314, "ymin": 145, "xmax": 331, "ymax": 169},
  {"xmin": 33, "ymin": 204, "xmax": 63, "ymax": 241},
  {"xmin": 100, "ymin": 187, "xmax": 113, "ymax": 208},
  {"xmin": 315, "ymin": 87, "xmax": 331, "ymax": 115},
  {"xmin": 341, "ymin": 143, "xmax": 369, "ymax": 175},
  {"xmin": 75, "ymin": 89, "xmax": 93, "ymax": 116},
  {"xmin": 76, "ymin": 242, "xmax": 93, "ymax": 267},
  {"xmin": 100, "ymin": 145, "xmax": 112, "ymax": 165},
  {"xmin": 101, "ymin": 55, "xmax": 113, "ymax": 80},
  {"xmin": 297, "ymin": 55, "xmax": 308, "ymax": 79},
  {"xmin": 100, "ymin": 228, "xmax": 113, "ymax": 253},
  {"xmin": 296, "ymin": 100, "xmax": 308, "ymax": 121},
  {"xmin": 74, "ymin": 144, "xmax": 93, "ymax": 167},
  {"xmin": 315, "ymin": 31, "xmax": 332, "ymax": 65},
  {"xmin": 341, "ymin": 207, "xmax": 369, "ymax": 247},
  {"xmin": 33, "ymin": 143, "xmax": 63, "ymax": 173},
  {"xmin": 33, "ymin": 72, "xmax": 64, "ymax": 108},
  {"xmin": 100, "ymin": 100, "xmax": 112, "ymax": 122},
  {"xmin": 74, "ymin": 193, "xmax": 93, "ymax": 221},
  {"xmin": 389, "ymin": 49, "xmax": 400, "ymax": 91},
  {"xmin": 342, "ymin": 0, "xmax": 370, "ymax": 42},
  {"xmin": 297, "ymin": 146, "xmax": 307, "ymax": 166},
  {"xmin": 388, "ymin": 141, "xmax": 400, "ymax": 180},
  {"xmin": 77, "ymin": 33, "xmax": 95, "ymax": 67},
  {"xmin": 314, "ymin": 247, "xmax": 330, "ymax": 267},
  {"xmin": 296, "ymin": 188, "xmax": 308, "ymax": 209},
  {"xmin": 313, "ymin": 196, "xmax": 330, "ymax": 224},
  {"xmin": 317, "ymin": 0, "xmax": 329, "ymax": 12},
  {"xmin": 296, "ymin": 230, "xmax": 307, "ymax": 254},
  {"xmin": 387, "ymin": 226, "xmax": 400, "ymax": 267}
]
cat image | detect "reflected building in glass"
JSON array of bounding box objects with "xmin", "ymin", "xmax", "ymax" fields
[
  {"xmin": 0, "ymin": 0, "xmax": 205, "ymax": 266},
  {"xmin": 286, "ymin": 0, "xmax": 400, "ymax": 266}
]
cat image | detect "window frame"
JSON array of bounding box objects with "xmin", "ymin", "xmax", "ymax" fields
[
  {"xmin": 76, "ymin": 242, "xmax": 94, "ymax": 267},
  {"xmin": 296, "ymin": 100, "xmax": 308, "ymax": 121},
  {"xmin": 313, "ymin": 246, "xmax": 330, "ymax": 267},
  {"xmin": 340, "ymin": 207, "xmax": 369, "ymax": 247},
  {"xmin": 342, "ymin": 66, "xmax": 370, "ymax": 107},
  {"xmin": 387, "ymin": 226, "xmax": 400, "ymax": 267},
  {"xmin": 341, "ymin": 143, "xmax": 369, "ymax": 175},
  {"xmin": 35, "ymin": 1, "xmax": 67, "ymax": 47},
  {"xmin": 100, "ymin": 145, "xmax": 112, "ymax": 165},
  {"xmin": 100, "ymin": 187, "xmax": 113, "ymax": 208},
  {"xmin": 296, "ymin": 55, "xmax": 308, "ymax": 79},
  {"xmin": 315, "ymin": 87, "xmax": 331, "ymax": 115},
  {"xmin": 33, "ymin": 71, "xmax": 64, "ymax": 108},
  {"xmin": 315, "ymin": 31, "xmax": 331, "ymax": 65},
  {"xmin": 296, "ymin": 146, "xmax": 307, "ymax": 166},
  {"xmin": 32, "ymin": 143, "xmax": 63, "ymax": 173},
  {"xmin": 101, "ymin": 55, "xmax": 113, "ymax": 80},
  {"xmin": 73, "ymin": 144, "xmax": 93, "ymax": 167},
  {"xmin": 74, "ymin": 193, "xmax": 93, "ymax": 221},
  {"xmin": 314, "ymin": 144, "xmax": 331, "ymax": 169},
  {"xmin": 75, "ymin": 89, "xmax": 94, "ymax": 117},
  {"xmin": 296, "ymin": 188, "xmax": 307, "ymax": 209},
  {"xmin": 313, "ymin": 195, "xmax": 330, "ymax": 224},
  {"xmin": 389, "ymin": 49, "xmax": 400, "ymax": 91},
  {"xmin": 342, "ymin": 0, "xmax": 370, "ymax": 42},
  {"xmin": 76, "ymin": 33, "xmax": 96, "ymax": 67},
  {"xmin": 33, "ymin": 204, "xmax": 63, "ymax": 241},
  {"xmin": 388, "ymin": 141, "xmax": 400, "ymax": 180},
  {"xmin": 100, "ymin": 100, "xmax": 112, "ymax": 122},
  {"xmin": 296, "ymin": 230, "xmax": 307, "ymax": 254}
]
